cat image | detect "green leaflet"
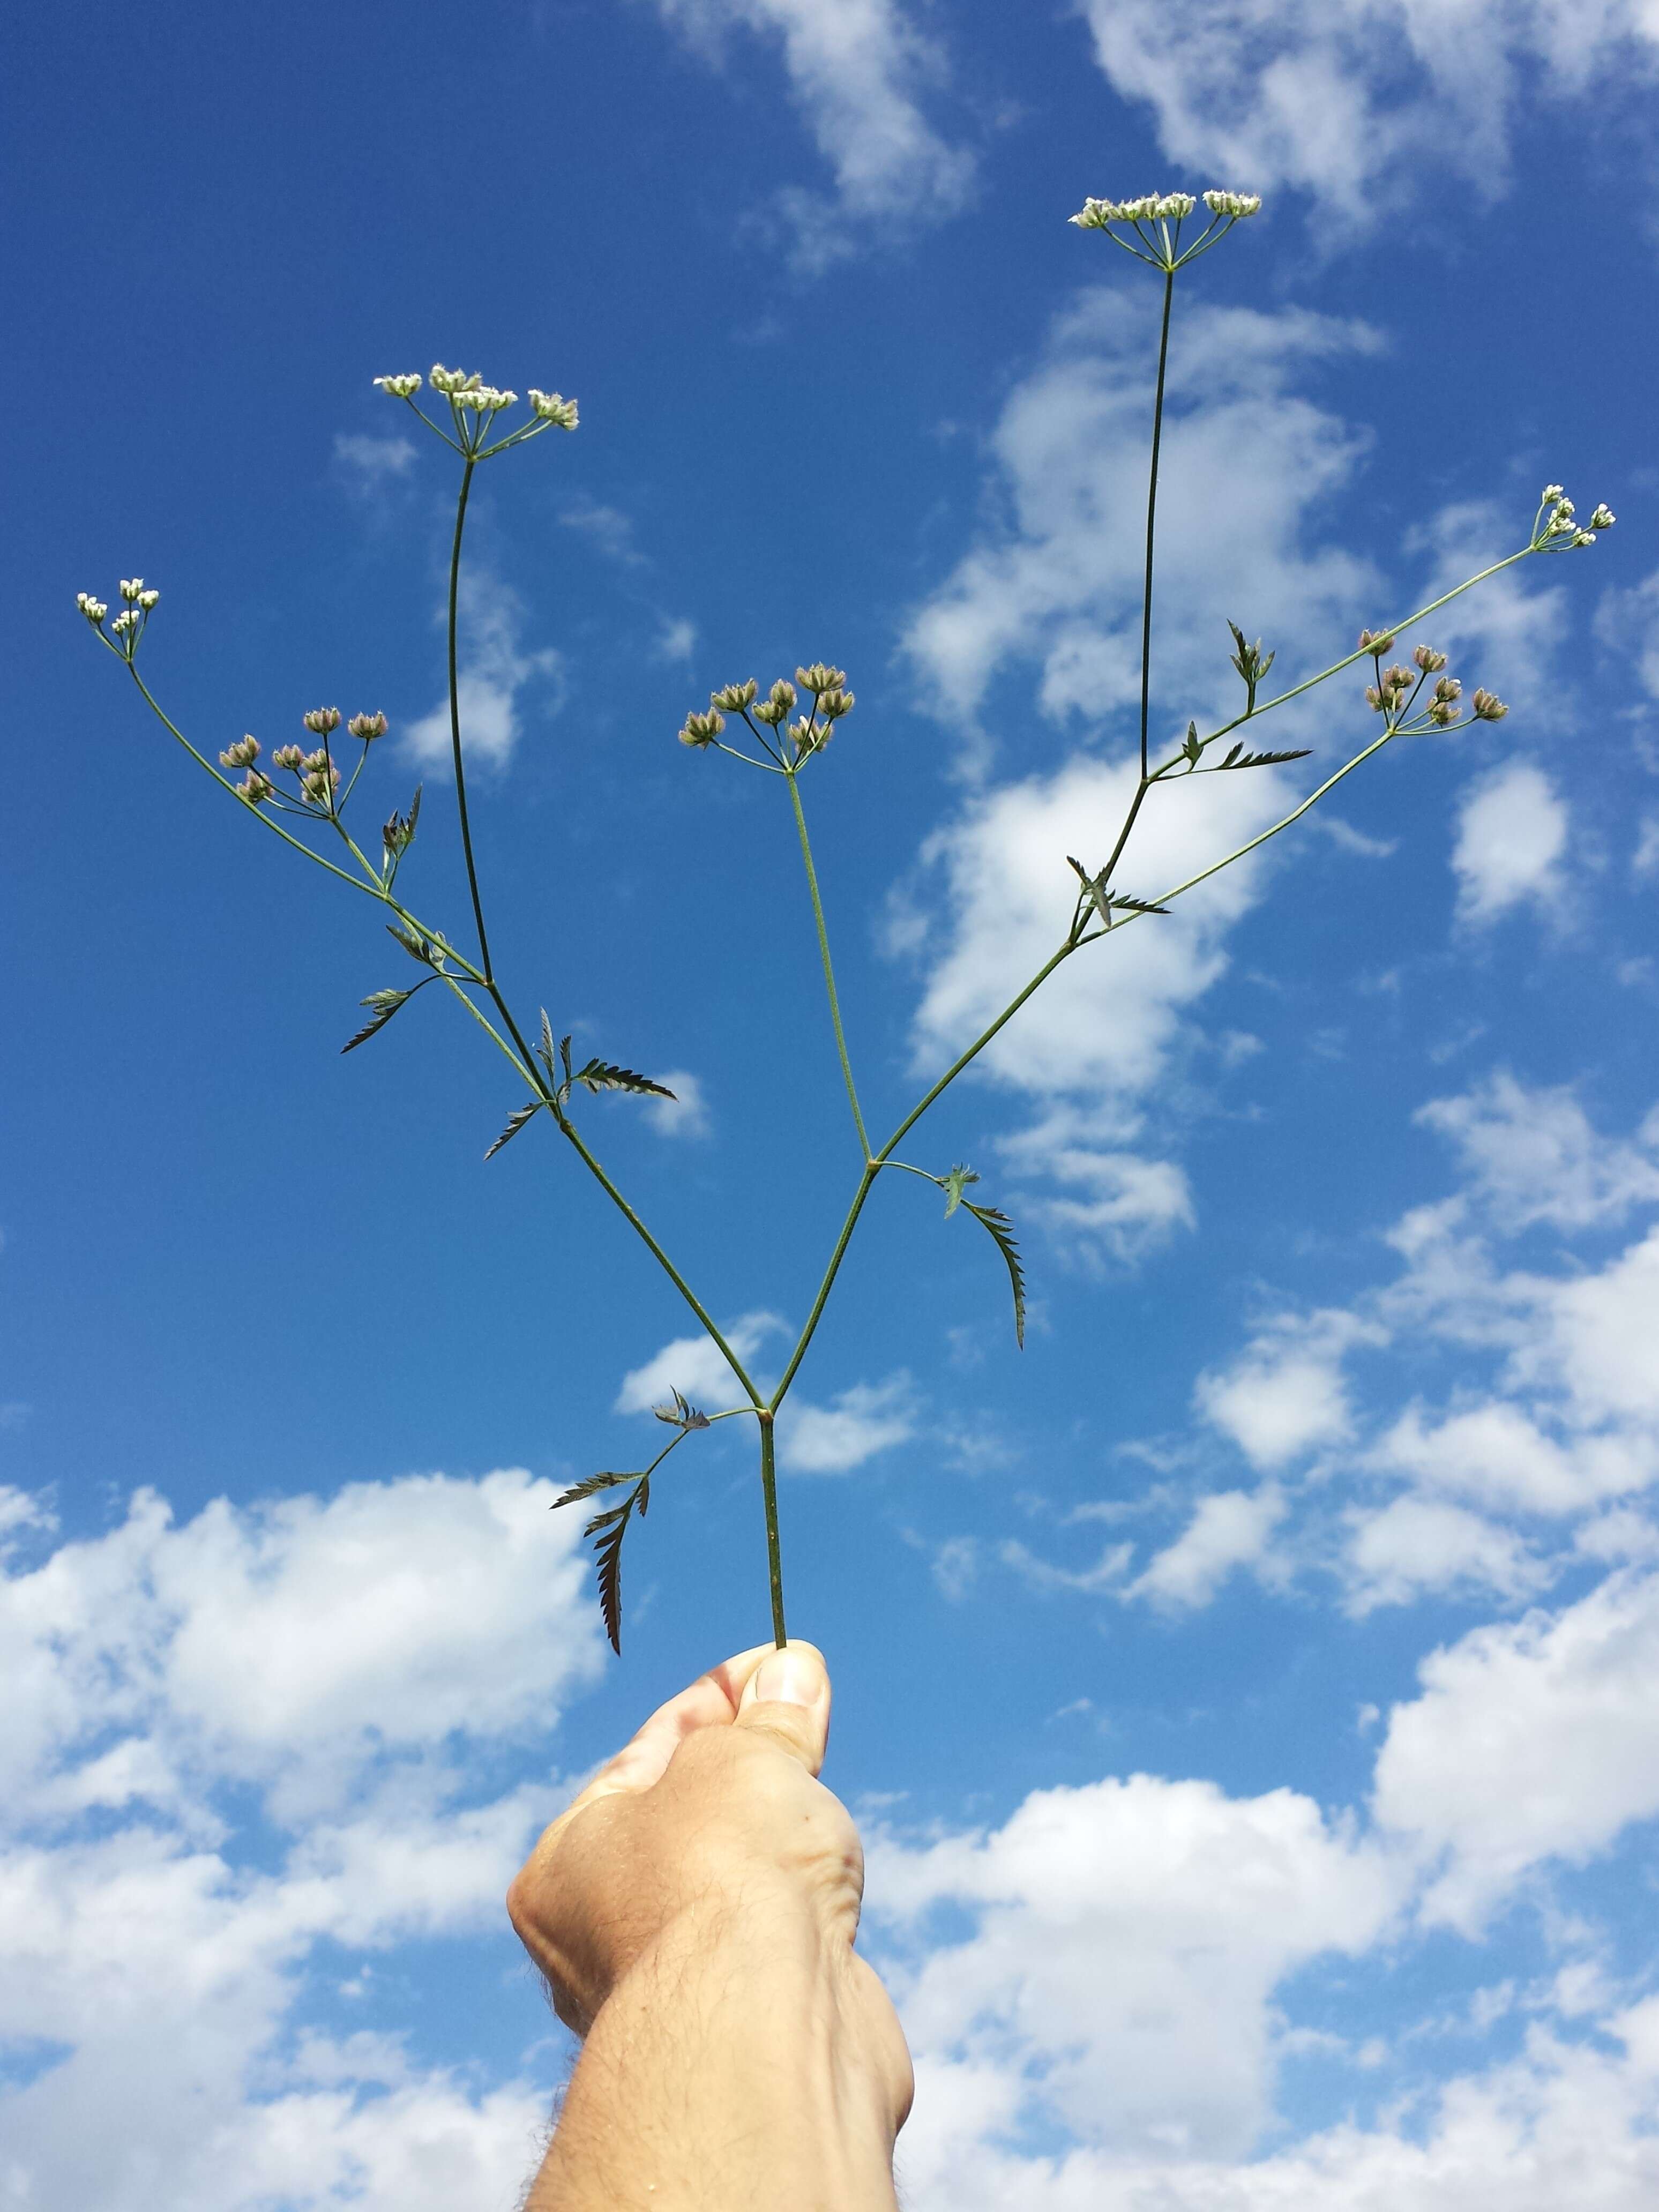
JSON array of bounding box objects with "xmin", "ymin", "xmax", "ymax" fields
[
  {"xmin": 963, "ymin": 1199, "xmax": 1028, "ymax": 1349},
  {"xmin": 484, "ymin": 1100, "xmax": 543, "ymax": 1159},
  {"xmin": 340, "ymin": 987, "xmax": 412, "ymax": 1054},
  {"xmin": 941, "ymin": 1164, "xmax": 981, "ymax": 1218}
]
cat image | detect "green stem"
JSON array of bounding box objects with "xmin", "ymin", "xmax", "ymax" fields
[
  {"xmin": 758, "ymin": 1412, "xmax": 787, "ymax": 1649},
  {"xmin": 1138, "ymin": 268, "xmax": 1175, "ymax": 782},
  {"xmin": 787, "ymin": 772, "xmax": 871, "ymax": 1158},
  {"xmin": 446, "ymin": 458, "xmax": 495, "ymax": 980}
]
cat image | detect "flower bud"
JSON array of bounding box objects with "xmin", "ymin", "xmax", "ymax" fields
[
  {"xmin": 1433, "ymin": 676, "xmax": 1461, "ymax": 703},
  {"xmin": 373, "ymin": 373, "xmax": 423, "ymax": 398},
  {"xmin": 787, "ymin": 716, "xmax": 816, "ymax": 749},
  {"xmin": 1382, "ymin": 664, "xmax": 1413, "ymax": 696},
  {"xmin": 347, "ymin": 711, "xmax": 389, "ymax": 742},
  {"xmin": 1364, "ymin": 685, "xmax": 1385, "ymax": 713},
  {"xmin": 1427, "ymin": 700, "xmax": 1460, "ymax": 727},
  {"xmin": 1358, "ymin": 629, "xmax": 1395, "ymax": 655},
  {"xmin": 1156, "ymin": 193, "xmax": 1196, "ymax": 219},
  {"xmin": 110, "ymin": 610, "xmax": 139, "ymax": 638},
  {"xmin": 711, "ymin": 679, "xmax": 758, "ymax": 712},
  {"xmin": 769, "ymin": 678, "xmax": 797, "ymax": 713},
  {"xmin": 1413, "ymin": 645, "xmax": 1447, "ymax": 672},
  {"xmin": 1589, "ymin": 504, "xmax": 1616, "ymax": 532},
  {"xmin": 527, "ymin": 389, "xmax": 579, "ymax": 428},
  {"xmin": 678, "ymin": 709, "xmax": 725, "ymax": 748},
  {"xmin": 119, "ymin": 577, "xmax": 145, "ymax": 603},
  {"xmin": 302, "ymin": 707, "xmax": 342, "ymax": 736},
  {"xmin": 137, "ymin": 589, "xmax": 159, "ymax": 610},
  {"xmin": 272, "ymin": 744, "xmax": 305, "ymax": 771},
  {"xmin": 220, "ymin": 735, "xmax": 261, "ymax": 769},
  {"xmin": 1541, "ymin": 483, "xmax": 1565, "ymax": 504},
  {"xmin": 796, "ymin": 663, "xmax": 845, "ymax": 693},
  {"xmin": 1471, "ymin": 689, "xmax": 1508, "ymax": 721},
  {"xmin": 752, "ymin": 700, "xmax": 786, "ymax": 726},
  {"xmin": 236, "ymin": 771, "xmax": 275, "ymax": 805},
  {"xmin": 301, "ymin": 748, "xmax": 331, "ymax": 775},
  {"xmin": 817, "ymin": 687, "xmax": 855, "ymax": 720},
  {"xmin": 1068, "ymin": 198, "xmax": 1122, "ymax": 228},
  {"xmin": 76, "ymin": 592, "xmax": 108, "ymax": 623}
]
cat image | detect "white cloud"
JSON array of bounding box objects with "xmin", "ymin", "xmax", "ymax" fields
[
  {"xmin": 333, "ymin": 431, "xmax": 417, "ymax": 490},
  {"xmin": 1075, "ymin": 0, "xmax": 1659, "ymax": 225},
  {"xmin": 649, "ymin": 0, "xmax": 976, "ymax": 266},
  {"xmin": 1197, "ymin": 1309, "xmax": 1381, "ymax": 1469},
  {"xmin": 614, "ymin": 1310, "xmax": 786, "ymax": 1413},
  {"xmin": 1595, "ymin": 564, "xmax": 1659, "ymax": 700},
  {"xmin": 1635, "ymin": 815, "xmax": 1659, "ymax": 879},
  {"xmin": 902, "ymin": 290, "xmax": 1379, "ymax": 736},
  {"xmin": 1376, "ymin": 1402, "xmax": 1654, "ymax": 1519},
  {"xmin": 403, "ymin": 571, "xmax": 562, "ymax": 772},
  {"xmin": 1451, "ymin": 760, "xmax": 1570, "ymax": 926},
  {"xmin": 0, "ymin": 1471, "xmax": 600, "ymax": 2210},
  {"xmin": 1343, "ymin": 1492, "xmax": 1550, "ymax": 1615},
  {"xmin": 1416, "ymin": 1069, "xmax": 1659, "ymax": 1232},
  {"xmin": 997, "ymin": 1104, "xmax": 1194, "ymax": 1264},
  {"xmin": 1126, "ymin": 1483, "xmax": 1286, "ymax": 1609},
  {"xmin": 1374, "ymin": 1568, "xmax": 1659, "ymax": 1930},
  {"xmin": 642, "ymin": 1067, "xmax": 711, "ymax": 1137},
  {"xmin": 779, "ymin": 1373, "xmax": 916, "ymax": 1473},
  {"xmin": 870, "ymin": 1772, "xmax": 1399, "ymax": 2164},
  {"xmin": 654, "ymin": 614, "xmax": 698, "ymax": 664}
]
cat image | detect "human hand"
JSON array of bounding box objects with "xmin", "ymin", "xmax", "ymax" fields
[{"xmin": 509, "ymin": 1641, "xmax": 913, "ymax": 2211}]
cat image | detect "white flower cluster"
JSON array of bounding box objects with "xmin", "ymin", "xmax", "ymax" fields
[
  {"xmin": 120, "ymin": 576, "xmax": 159, "ymax": 609},
  {"xmin": 1538, "ymin": 484, "xmax": 1616, "ymax": 549},
  {"xmin": 1070, "ymin": 188, "xmax": 1260, "ymax": 228},
  {"xmin": 76, "ymin": 592, "xmax": 108, "ymax": 623},
  {"xmin": 372, "ymin": 373, "xmax": 422, "ymax": 398},
  {"xmin": 528, "ymin": 388, "xmax": 579, "ymax": 428}
]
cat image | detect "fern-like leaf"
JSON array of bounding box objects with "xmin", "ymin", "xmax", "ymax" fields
[
  {"xmin": 941, "ymin": 1164, "xmax": 980, "ymax": 1218},
  {"xmin": 484, "ymin": 1101, "xmax": 543, "ymax": 1160},
  {"xmin": 550, "ymin": 1470, "xmax": 634, "ymax": 1511},
  {"xmin": 1108, "ymin": 893, "xmax": 1170, "ymax": 916},
  {"xmin": 536, "ymin": 1008, "xmax": 558, "ymax": 1082},
  {"xmin": 573, "ymin": 1058, "xmax": 677, "ymax": 1100},
  {"xmin": 653, "ymin": 1388, "xmax": 709, "ymax": 1430},
  {"xmin": 341, "ymin": 987, "xmax": 411, "ymax": 1053},
  {"xmin": 594, "ymin": 1512, "xmax": 629, "ymax": 1654},
  {"xmin": 964, "ymin": 1200, "xmax": 1028, "ymax": 1349},
  {"xmin": 1214, "ymin": 742, "xmax": 1311, "ymax": 771}
]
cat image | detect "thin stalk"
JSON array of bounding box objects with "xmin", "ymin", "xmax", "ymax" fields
[
  {"xmin": 446, "ymin": 459, "xmax": 495, "ymax": 980},
  {"xmin": 787, "ymin": 772, "xmax": 871, "ymax": 1158},
  {"xmin": 554, "ymin": 1112, "xmax": 765, "ymax": 1410},
  {"xmin": 757, "ymin": 1412, "xmax": 787, "ymax": 1649},
  {"xmin": 1138, "ymin": 268, "xmax": 1176, "ymax": 782}
]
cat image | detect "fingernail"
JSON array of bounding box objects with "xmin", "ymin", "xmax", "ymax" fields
[{"xmin": 753, "ymin": 1650, "xmax": 820, "ymax": 1708}]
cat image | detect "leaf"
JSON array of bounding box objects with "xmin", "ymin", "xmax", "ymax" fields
[
  {"xmin": 1066, "ymin": 855, "xmax": 1114, "ymax": 930},
  {"xmin": 594, "ymin": 1512, "xmax": 629, "ymax": 1654},
  {"xmin": 573, "ymin": 1058, "xmax": 677, "ymax": 1101},
  {"xmin": 484, "ymin": 1100, "xmax": 543, "ymax": 1159},
  {"xmin": 387, "ymin": 922, "xmax": 442, "ymax": 969},
  {"xmin": 536, "ymin": 1007, "xmax": 558, "ymax": 1081},
  {"xmin": 1214, "ymin": 744, "xmax": 1311, "ymax": 771},
  {"xmin": 1108, "ymin": 893, "xmax": 1170, "ymax": 916},
  {"xmin": 550, "ymin": 1470, "xmax": 634, "ymax": 1511},
  {"xmin": 941, "ymin": 1164, "xmax": 980, "ymax": 1219},
  {"xmin": 653, "ymin": 1388, "xmax": 709, "ymax": 1430},
  {"xmin": 962, "ymin": 1200, "xmax": 1028, "ymax": 1349},
  {"xmin": 558, "ymin": 1033, "xmax": 573, "ymax": 1105},
  {"xmin": 341, "ymin": 987, "xmax": 411, "ymax": 1053},
  {"xmin": 1180, "ymin": 720, "xmax": 1202, "ymax": 767}
]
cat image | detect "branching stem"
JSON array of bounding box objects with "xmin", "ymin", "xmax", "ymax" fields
[{"xmin": 787, "ymin": 772, "xmax": 871, "ymax": 1159}]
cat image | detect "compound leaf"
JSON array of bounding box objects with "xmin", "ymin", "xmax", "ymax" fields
[
  {"xmin": 550, "ymin": 1470, "xmax": 634, "ymax": 1511},
  {"xmin": 653, "ymin": 1388, "xmax": 709, "ymax": 1430},
  {"xmin": 484, "ymin": 1100, "xmax": 543, "ymax": 1160},
  {"xmin": 1108, "ymin": 893, "xmax": 1170, "ymax": 916},
  {"xmin": 341, "ymin": 987, "xmax": 411, "ymax": 1053},
  {"xmin": 573, "ymin": 1058, "xmax": 677, "ymax": 1100},
  {"xmin": 1215, "ymin": 744, "xmax": 1311, "ymax": 771},
  {"xmin": 942, "ymin": 1164, "xmax": 980, "ymax": 1219},
  {"xmin": 963, "ymin": 1199, "xmax": 1028, "ymax": 1349},
  {"xmin": 387, "ymin": 922, "xmax": 443, "ymax": 969}
]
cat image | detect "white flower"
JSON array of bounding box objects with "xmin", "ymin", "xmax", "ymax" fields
[
  {"xmin": 1156, "ymin": 192, "xmax": 1196, "ymax": 218},
  {"xmin": 429, "ymin": 363, "xmax": 474, "ymax": 395},
  {"xmin": 528, "ymin": 389, "xmax": 579, "ymax": 428},
  {"xmin": 372, "ymin": 372, "xmax": 423, "ymax": 398},
  {"xmin": 110, "ymin": 609, "xmax": 138, "ymax": 637},
  {"xmin": 1204, "ymin": 189, "xmax": 1262, "ymax": 217},
  {"xmin": 119, "ymin": 576, "xmax": 145, "ymax": 603},
  {"xmin": 1067, "ymin": 198, "xmax": 1120, "ymax": 228},
  {"xmin": 76, "ymin": 592, "xmax": 108, "ymax": 623},
  {"xmin": 1573, "ymin": 529, "xmax": 1598, "ymax": 547},
  {"xmin": 1541, "ymin": 482, "xmax": 1565, "ymax": 503},
  {"xmin": 1590, "ymin": 503, "xmax": 1616, "ymax": 530},
  {"xmin": 137, "ymin": 588, "xmax": 159, "ymax": 610}
]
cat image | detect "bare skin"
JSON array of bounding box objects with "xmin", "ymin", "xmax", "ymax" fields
[{"xmin": 509, "ymin": 1641, "xmax": 914, "ymax": 2211}]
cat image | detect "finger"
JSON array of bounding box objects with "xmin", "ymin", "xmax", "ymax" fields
[
  {"xmin": 557, "ymin": 1643, "xmax": 777, "ymax": 1830},
  {"xmin": 734, "ymin": 1639, "xmax": 832, "ymax": 1776}
]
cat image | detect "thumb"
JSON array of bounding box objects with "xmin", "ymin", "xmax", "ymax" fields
[{"xmin": 734, "ymin": 1640, "xmax": 832, "ymax": 1775}]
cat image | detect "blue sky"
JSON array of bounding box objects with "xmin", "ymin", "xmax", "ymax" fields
[{"xmin": 6, "ymin": 1, "xmax": 1659, "ymax": 2203}]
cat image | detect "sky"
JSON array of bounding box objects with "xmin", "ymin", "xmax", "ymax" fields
[{"xmin": 4, "ymin": 0, "xmax": 1659, "ymax": 2204}]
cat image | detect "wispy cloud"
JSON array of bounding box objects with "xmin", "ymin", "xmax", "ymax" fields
[{"xmin": 402, "ymin": 571, "xmax": 562, "ymax": 773}]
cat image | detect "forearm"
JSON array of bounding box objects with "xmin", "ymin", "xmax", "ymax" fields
[{"xmin": 526, "ymin": 1900, "xmax": 905, "ymax": 2211}]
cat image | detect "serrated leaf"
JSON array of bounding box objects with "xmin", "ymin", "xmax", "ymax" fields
[
  {"xmin": 556, "ymin": 1033, "xmax": 574, "ymax": 1106},
  {"xmin": 550, "ymin": 1470, "xmax": 634, "ymax": 1511},
  {"xmin": 1066, "ymin": 855, "xmax": 1114, "ymax": 929},
  {"xmin": 582, "ymin": 1500, "xmax": 632, "ymax": 1538},
  {"xmin": 942, "ymin": 1164, "xmax": 980, "ymax": 1219},
  {"xmin": 1108, "ymin": 893, "xmax": 1170, "ymax": 916},
  {"xmin": 341, "ymin": 987, "xmax": 411, "ymax": 1053},
  {"xmin": 963, "ymin": 1200, "xmax": 1028, "ymax": 1349},
  {"xmin": 1180, "ymin": 719, "xmax": 1202, "ymax": 765},
  {"xmin": 595, "ymin": 1513, "xmax": 628, "ymax": 1653},
  {"xmin": 1214, "ymin": 745, "xmax": 1312, "ymax": 771},
  {"xmin": 536, "ymin": 1007, "xmax": 558, "ymax": 1080},
  {"xmin": 484, "ymin": 1100, "xmax": 543, "ymax": 1160},
  {"xmin": 573, "ymin": 1058, "xmax": 677, "ymax": 1100},
  {"xmin": 653, "ymin": 1388, "xmax": 709, "ymax": 1430}
]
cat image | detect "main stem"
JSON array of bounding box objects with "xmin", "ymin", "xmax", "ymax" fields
[
  {"xmin": 758, "ymin": 1413, "xmax": 787, "ymax": 1648},
  {"xmin": 1139, "ymin": 268, "xmax": 1175, "ymax": 782}
]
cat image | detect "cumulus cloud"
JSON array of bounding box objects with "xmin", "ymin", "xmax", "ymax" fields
[
  {"xmin": 1343, "ymin": 1492, "xmax": 1550, "ymax": 1615},
  {"xmin": 403, "ymin": 570, "xmax": 562, "ymax": 772},
  {"xmin": 642, "ymin": 1068, "xmax": 711, "ymax": 1137},
  {"xmin": 1451, "ymin": 760, "xmax": 1570, "ymax": 926},
  {"xmin": 648, "ymin": 0, "xmax": 976, "ymax": 267},
  {"xmin": 1374, "ymin": 1568, "xmax": 1659, "ymax": 1930},
  {"xmin": 1126, "ymin": 1483, "xmax": 1286, "ymax": 1609},
  {"xmin": 1595, "ymin": 563, "xmax": 1659, "ymax": 700},
  {"xmin": 779, "ymin": 1374, "xmax": 917, "ymax": 1473},
  {"xmin": 1416, "ymin": 1068, "xmax": 1659, "ymax": 1233},
  {"xmin": 0, "ymin": 1471, "xmax": 601, "ymax": 2210},
  {"xmin": 614, "ymin": 1310, "xmax": 786, "ymax": 1412},
  {"xmin": 1197, "ymin": 1308, "xmax": 1382, "ymax": 1469},
  {"xmin": 1075, "ymin": 0, "xmax": 1659, "ymax": 226},
  {"xmin": 332, "ymin": 431, "xmax": 418, "ymax": 491}
]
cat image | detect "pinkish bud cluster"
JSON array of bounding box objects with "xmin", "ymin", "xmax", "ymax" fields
[
  {"xmin": 220, "ymin": 735, "xmax": 261, "ymax": 770},
  {"xmin": 302, "ymin": 706, "xmax": 342, "ymax": 736},
  {"xmin": 347, "ymin": 711, "xmax": 388, "ymax": 742}
]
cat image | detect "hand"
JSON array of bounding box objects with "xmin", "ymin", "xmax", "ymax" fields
[{"xmin": 509, "ymin": 1641, "xmax": 913, "ymax": 2211}]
